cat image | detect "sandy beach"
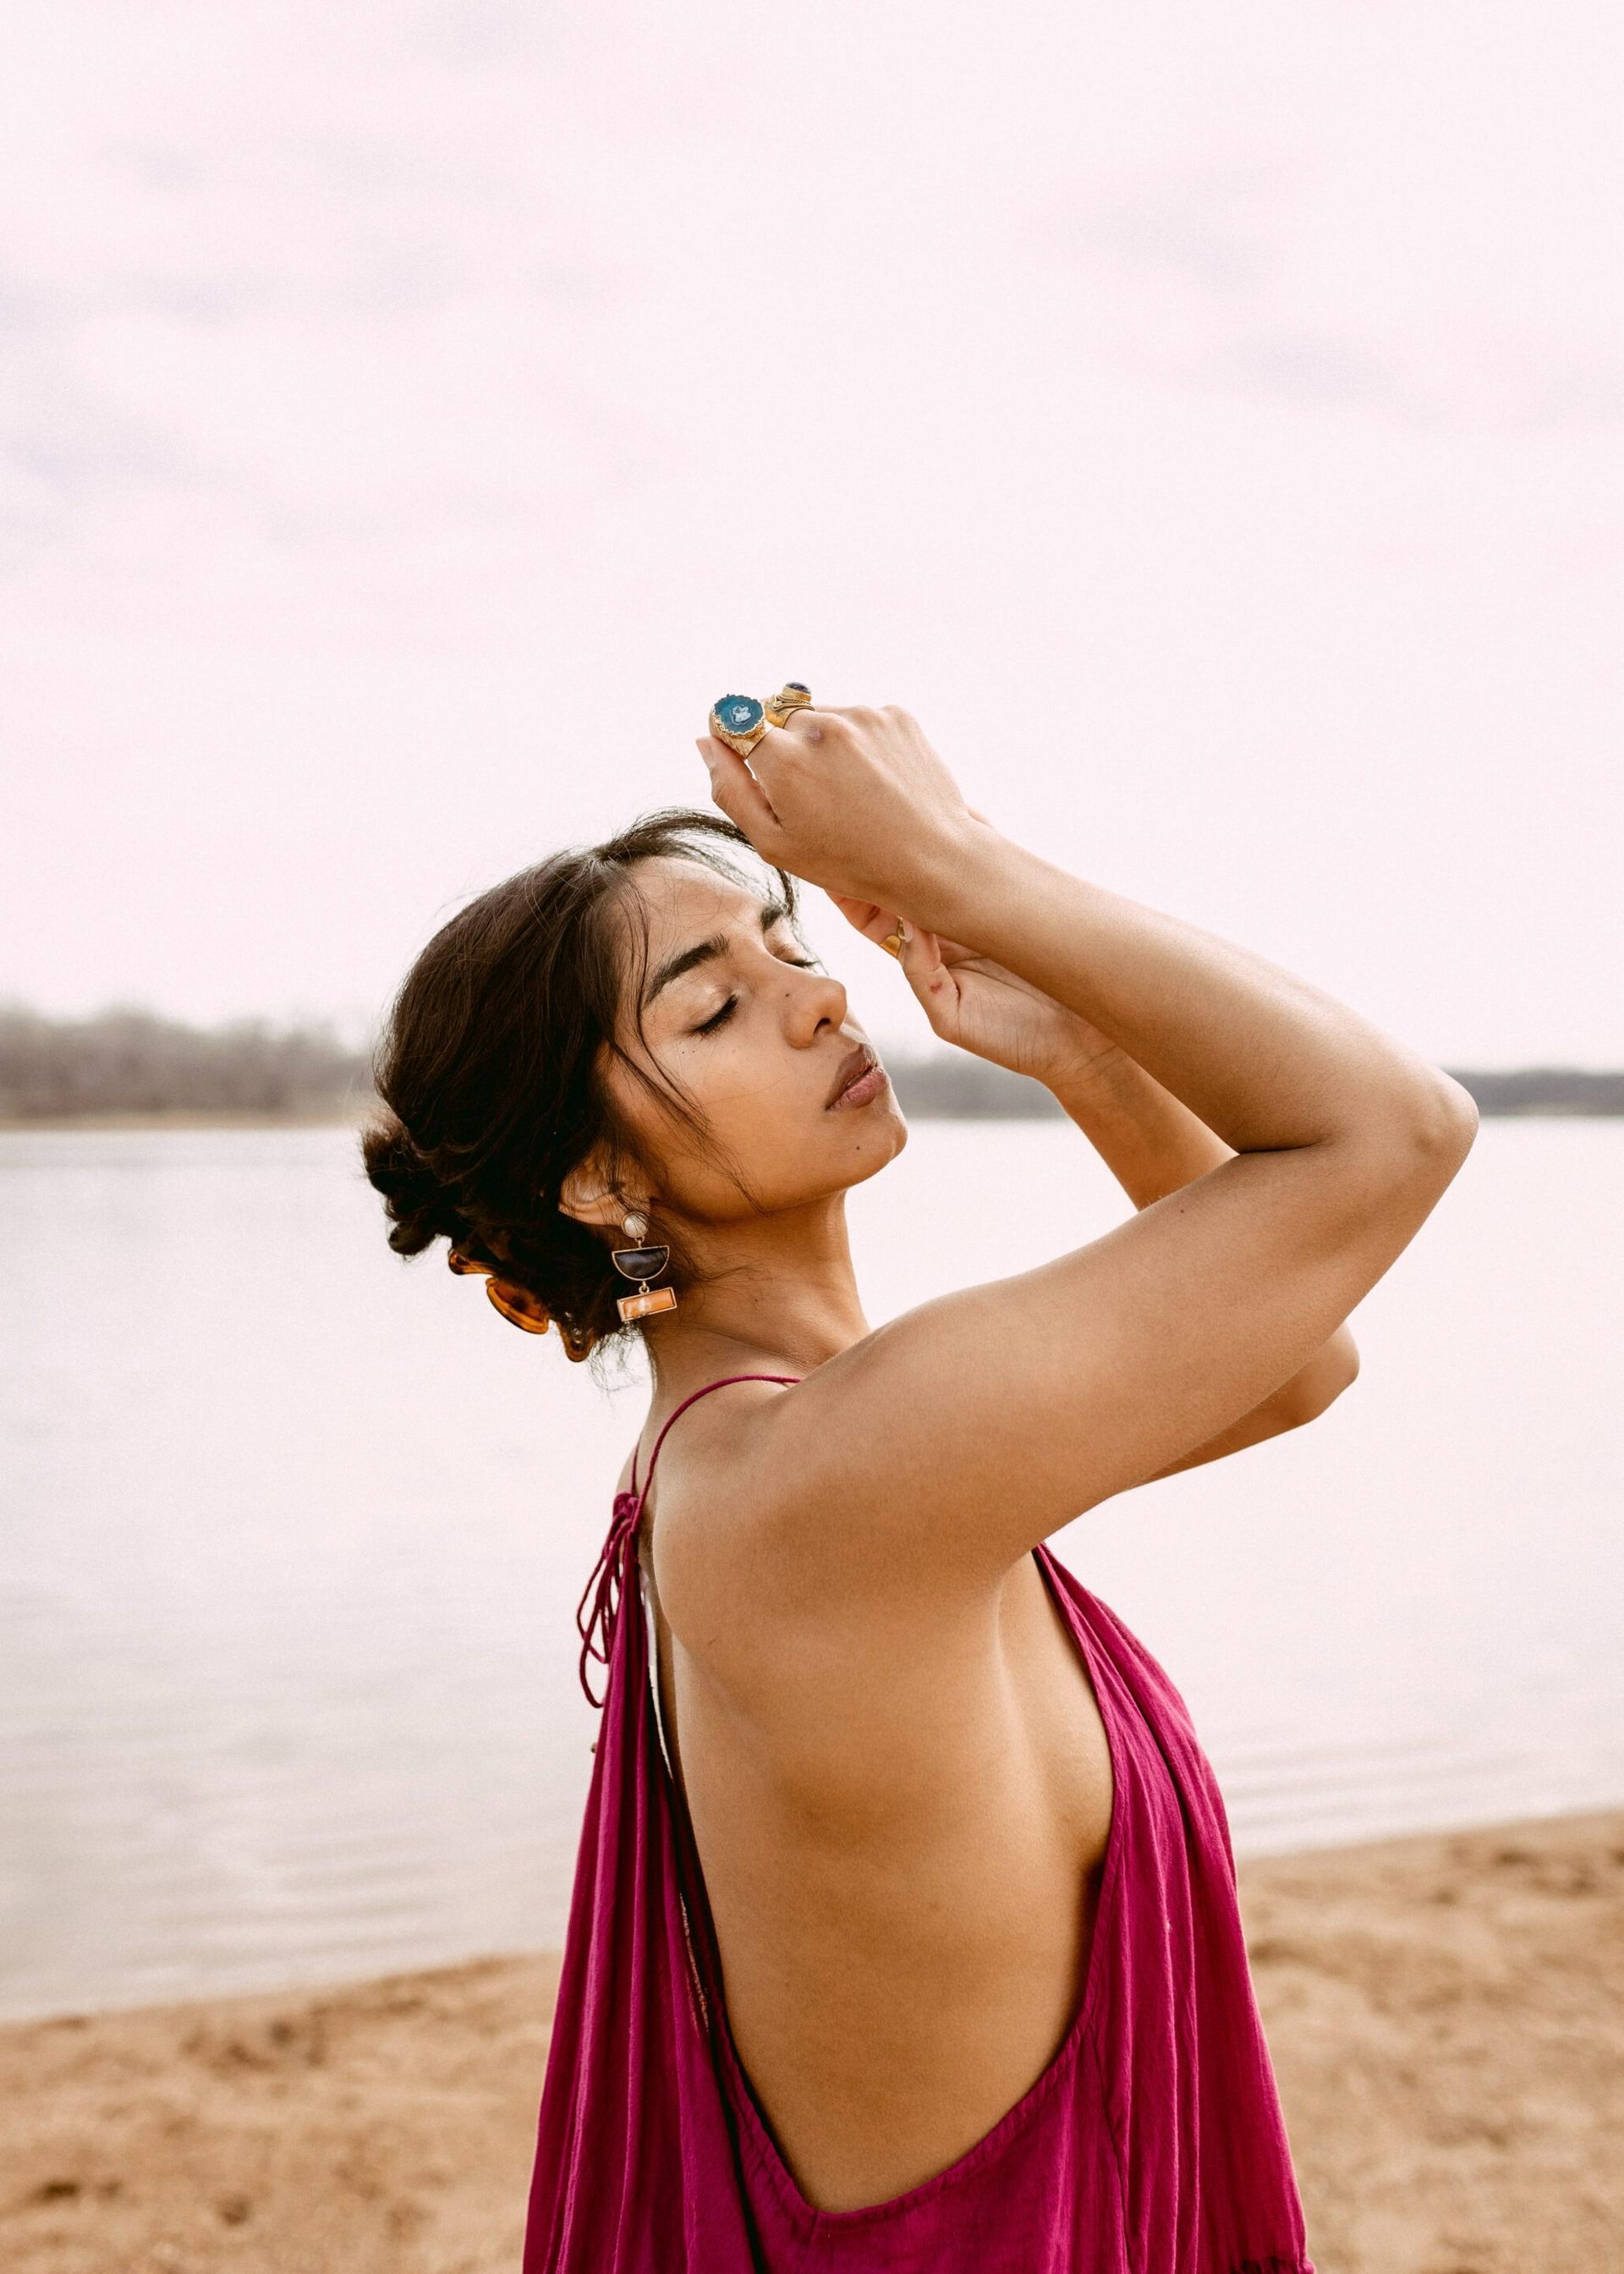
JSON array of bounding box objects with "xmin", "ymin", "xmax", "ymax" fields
[{"xmin": 3, "ymin": 1808, "xmax": 1620, "ymax": 2273}]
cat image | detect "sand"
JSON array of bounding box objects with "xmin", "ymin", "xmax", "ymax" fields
[{"xmin": 3, "ymin": 1809, "xmax": 1620, "ymax": 2273}]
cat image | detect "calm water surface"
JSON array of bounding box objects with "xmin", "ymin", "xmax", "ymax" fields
[{"xmin": 3, "ymin": 1120, "xmax": 1620, "ymax": 2020}]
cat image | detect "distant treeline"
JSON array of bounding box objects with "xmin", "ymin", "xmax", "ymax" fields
[
  {"xmin": 1, "ymin": 1004, "xmax": 1621, "ymax": 1122},
  {"xmin": 886, "ymin": 1057, "xmax": 1624, "ymax": 1119},
  {"xmin": 0, "ymin": 1006, "xmax": 373, "ymax": 1122}
]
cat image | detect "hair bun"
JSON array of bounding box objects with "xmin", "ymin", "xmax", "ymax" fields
[{"xmin": 361, "ymin": 1116, "xmax": 464, "ymax": 1255}]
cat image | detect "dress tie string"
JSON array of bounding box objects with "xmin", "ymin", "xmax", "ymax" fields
[
  {"xmin": 575, "ymin": 1488, "xmax": 644, "ymax": 1709},
  {"xmin": 574, "ymin": 1377, "xmax": 800, "ymax": 1713}
]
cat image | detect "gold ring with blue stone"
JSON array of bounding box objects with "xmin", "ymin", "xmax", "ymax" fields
[{"xmin": 710, "ymin": 683, "xmax": 814, "ymax": 755}]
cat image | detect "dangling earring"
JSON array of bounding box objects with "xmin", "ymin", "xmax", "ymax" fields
[{"xmin": 612, "ymin": 1209, "xmax": 678, "ymax": 1324}]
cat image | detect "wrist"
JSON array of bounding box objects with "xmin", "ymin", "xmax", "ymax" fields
[
  {"xmin": 1042, "ymin": 1038, "xmax": 1153, "ymax": 1113},
  {"xmin": 1051, "ymin": 1051, "xmax": 1232, "ymax": 1203},
  {"xmin": 892, "ymin": 816, "xmax": 1029, "ymax": 938}
]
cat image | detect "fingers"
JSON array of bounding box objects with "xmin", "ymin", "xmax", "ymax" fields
[
  {"xmin": 696, "ymin": 708, "xmax": 847, "ymax": 853},
  {"xmin": 694, "ymin": 737, "xmax": 785, "ymax": 853},
  {"xmin": 894, "ymin": 920, "xmax": 951, "ymax": 1013},
  {"xmin": 826, "ymin": 890, "xmax": 897, "ymax": 946}
]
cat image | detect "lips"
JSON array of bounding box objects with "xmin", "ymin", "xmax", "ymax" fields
[{"xmin": 825, "ymin": 1042, "xmax": 877, "ymax": 1109}]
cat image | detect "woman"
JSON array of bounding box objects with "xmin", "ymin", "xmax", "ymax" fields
[{"xmin": 364, "ymin": 695, "xmax": 1477, "ymax": 2272}]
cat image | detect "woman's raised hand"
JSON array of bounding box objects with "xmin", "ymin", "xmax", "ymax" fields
[
  {"xmin": 826, "ymin": 889, "xmax": 1123, "ymax": 1087},
  {"xmin": 695, "ymin": 703, "xmax": 975, "ymax": 914},
  {"xmin": 696, "ymin": 706, "xmax": 1116, "ymax": 1085}
]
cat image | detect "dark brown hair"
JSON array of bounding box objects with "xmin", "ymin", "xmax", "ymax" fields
[{"xmin": 361, "ymin": 809, "xmax": 801, "ymax": 1372}]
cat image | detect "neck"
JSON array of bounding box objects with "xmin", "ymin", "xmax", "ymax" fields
[{"xmin": 641, "ymin": 1194, "xmax": 870, "ymax": 1399}]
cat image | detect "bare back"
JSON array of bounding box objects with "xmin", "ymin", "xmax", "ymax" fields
[{"xmin": 623, "ymin": 1403, "xmax": 1116, "ymax": 2214}]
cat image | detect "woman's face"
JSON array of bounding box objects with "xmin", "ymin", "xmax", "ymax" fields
[{"xmin": 598, "ymin": 854, "xmax": 907, "ymax": 1228}]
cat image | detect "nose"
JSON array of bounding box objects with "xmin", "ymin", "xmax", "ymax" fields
[{"xmin": 786, "ymin": 961, "xmax": 848, "ymax": 1044}]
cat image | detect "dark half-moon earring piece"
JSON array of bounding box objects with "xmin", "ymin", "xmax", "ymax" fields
[{"xmin": 612, "ymin": 1240, "xmax": 678, "ymax": 1324}]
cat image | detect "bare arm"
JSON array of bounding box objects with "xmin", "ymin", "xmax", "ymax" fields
[
  {"xmin": 1046, "ymin": 1046, "xmax": 1361, "ymax": 1472},
  {"xmin": 678, "ymin": 706, "xmax": 1474, "ymax": 1616}
]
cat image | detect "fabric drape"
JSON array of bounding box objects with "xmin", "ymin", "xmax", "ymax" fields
[{"xmin": 524, "ymin": 1375, "xmax": 1314, "ymax": 2273}]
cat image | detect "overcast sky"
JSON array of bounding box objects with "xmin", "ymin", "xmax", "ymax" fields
[{"xmin": 2, "ymin": 2, "xmax": 1620, "ymax": 1063}]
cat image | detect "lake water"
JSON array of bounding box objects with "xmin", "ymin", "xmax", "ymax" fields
[{"xmin": 3, "ymin": 1120, "xmax": 1621, "ymax": 2023}]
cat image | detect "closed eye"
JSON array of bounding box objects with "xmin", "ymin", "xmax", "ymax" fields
[
  {"xmin": 694, "ymin": 995, "xmax": 738, "ymax": 1035},
  {"xmin": 690, "ymin": 956, "xmax": 820, "ymax": 1036}
]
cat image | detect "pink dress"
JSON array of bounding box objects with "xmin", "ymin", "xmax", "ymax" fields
[{"xmin": 523, "ymin": 1376, "xmax": 1314, "ymax": 2273}]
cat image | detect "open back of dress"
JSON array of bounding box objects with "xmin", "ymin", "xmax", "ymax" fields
[{"xmin": 523, "ymin": 1375, "xmax": 1314, "ymax": 2274}]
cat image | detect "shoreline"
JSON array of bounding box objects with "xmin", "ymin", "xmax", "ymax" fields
[
  {"xmin": 9, "ymin": 1091, "xmax": 1619, "ymax": 1137},
  {"xmin": 3, "ymin": 1808, "xmax": 1619, "ymax": 2271},
  {"xmin": 0, "ymin": 1109, "xmax": 374, "ymax": 1133},
  {"xmin": 6, "ymin": 1099, "xmax": 1624, "ymax": 1134}
]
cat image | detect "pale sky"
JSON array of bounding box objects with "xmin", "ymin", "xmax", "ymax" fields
[{"xmin": 2, "ymin": 2, "xmax": 1620, "ymax": 1063}]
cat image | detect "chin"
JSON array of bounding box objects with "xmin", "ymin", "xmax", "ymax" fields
[{"xmin": 836, "ymin": 1098, "xmax": 909, "ymax": 1187}]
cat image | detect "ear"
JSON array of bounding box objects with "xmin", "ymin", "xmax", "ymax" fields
[{"xmin": 558, "ymin": 1153, "xmax": 628, "ymax": 1233}]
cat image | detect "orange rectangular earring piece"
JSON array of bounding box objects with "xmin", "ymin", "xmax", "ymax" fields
[
  {"xmin": 617, "ymin": 1283, "xmax": 678, "ymax": 1323},
  {"xmin": 612, "ymin": 1213, "xmax": 678, "ymax": 1326}
]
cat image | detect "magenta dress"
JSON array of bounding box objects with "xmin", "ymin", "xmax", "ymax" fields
[{"xmin": 523, "ymin": 1376, "xmax": 1314, "ymax": 2273}]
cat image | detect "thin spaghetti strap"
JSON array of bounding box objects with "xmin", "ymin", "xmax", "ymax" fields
[
  {"xmin": 629, "ymin": 1371, "xmax": 798, "ymax": 1503},
  {"xmin": 576, "ymin": 1372, "xmax": 799, "ymax": 1707}
]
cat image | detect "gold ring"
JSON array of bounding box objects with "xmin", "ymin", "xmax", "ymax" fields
[
  {"xmin": 881, "ymin": 931, "xmax": 904, "ymax": 958},
  {"xmin": 764, "ymin": 681, "xmax": 815, "ymax": 728},
  {"xmin": 709, "ymin": 682, "xmax": 814, "ymax": 755}
]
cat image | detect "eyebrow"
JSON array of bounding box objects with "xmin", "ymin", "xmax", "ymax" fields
[{"xmin": 642, "ymin": 897, "xmax": 794, "ymax": 1009}]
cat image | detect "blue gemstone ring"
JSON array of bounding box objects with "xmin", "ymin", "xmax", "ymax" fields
[{"xmin": 709, "ymin": 683, "xmax": 814, "ymax": 755}]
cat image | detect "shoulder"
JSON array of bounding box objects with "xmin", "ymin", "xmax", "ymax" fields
[
  {"xmin": 645, "ymin": 1370, "xmax": 979, "ymax": 1706},
  {"xmin": 640, "ymin": 1375, "xmax": 798, "ymax": 1531},
  {"xmin": 639, "ymin": 1375, "xmax": 815, "ymax": 1652}
]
